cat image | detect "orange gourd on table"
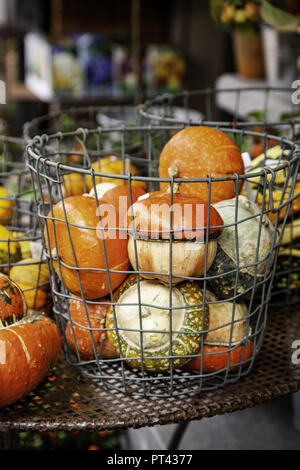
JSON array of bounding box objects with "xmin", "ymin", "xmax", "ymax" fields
[
  {"xmin": 158, "ymin": 126, "xmax": 244, "ymax": 204},
  {"xmin": 44, "ymin": 195, "xmax": 129, "ymax": 299},
  {"xmin": 0, "ymin": 273, "xmax": 61, "ymax": 408}
]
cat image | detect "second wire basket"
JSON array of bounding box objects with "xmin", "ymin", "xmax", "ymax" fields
[{"xmin": 26, "ymin": 122, "xmax": 300, "ymax": 397}]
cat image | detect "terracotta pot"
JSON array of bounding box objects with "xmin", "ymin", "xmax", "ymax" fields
[{"xmin": 233, "ymin": 31, "xmax": 265, "ymax": 79}]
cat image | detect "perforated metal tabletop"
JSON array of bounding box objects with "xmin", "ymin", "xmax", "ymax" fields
[{"xmin": 0, "ymin": 305, "xmax": 299, "ymax": 433}]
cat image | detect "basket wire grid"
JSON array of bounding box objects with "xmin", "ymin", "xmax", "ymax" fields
[
  {"xmin": 0, "ymin": 135, "xmax": 51, "ymax": 314},
  {"xmin": 137, "ymin": 86, "xmax": 300, "ymax": 305},
  {"xmin": 23, "ymin": 105, "xmax": 147, "ymax": 161},
  {"xmin": 26, "ymin": 123, "xmax": 300, "ymax": 398}
]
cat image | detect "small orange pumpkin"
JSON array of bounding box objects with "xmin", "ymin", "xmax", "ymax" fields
[
  {"xmin": 44, "ymin": 195, "xmax": 130, "ymax": 299},
  {"xmin": 182, "ymin": 341, "xmax": 254, "ymax": 374},
  {"xmin": 158, "ymin": 126, "xmax": 245, "ymax": 204},
  {"xmin": 125, "ymin": 186, "xmax": 223, "ymax": 284},
  {"xmin": 0, "ymin": 274, "xmax": 61, "ymax": 408}
]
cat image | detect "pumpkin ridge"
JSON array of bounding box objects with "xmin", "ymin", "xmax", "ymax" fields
[{"xmin": 8, "ymin": 327, "xmax": 31, "ymax": 363}]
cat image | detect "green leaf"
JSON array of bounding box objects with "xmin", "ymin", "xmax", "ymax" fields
[
  {"xmin": 261, "ymin": 0, "xmax": 299, "ymax": 27},
  {"xmin": 209, "ymin": 0, "xmax": 226, "ymax": 23},
  {"xmin": 247, "ymin": 110, "xmax": 266, "ymax": 121}
]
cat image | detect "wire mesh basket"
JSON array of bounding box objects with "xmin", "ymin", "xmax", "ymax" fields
[
  {"xmin": 26, "ymin": 123, "xmax": 300, "ymax": 397},
  {"xmin": 137, "ymin": 86, "xmax": 300, "ymax": 305},
  {"xmin": 0, "ymin": 135, "xmax": 51, "ymax": 314}
]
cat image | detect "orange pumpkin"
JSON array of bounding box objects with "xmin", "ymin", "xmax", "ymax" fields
[
  {"xmin": 86, "ymin": 156, "xmax": 146, "ymax": 192},
  {"xmin": 158, "ymin": 126, "xmax": 244, "ymax": 203},
  {"xmin": 125, "ymin": 187, "xmax": 223, "ymax": 284},
  {"xmin": 65, "ymin": 297, "xmax": 118, "ymax": 360},
  {"xmin": 0, "ymin": 310, "xmax": 61, "ymax": 408},
  {"xmin": 61, "ymin": 172, "xmax": 85, "ymax": 198},
  {"xmin": 182, "ymin": 341, "xmax": 254, "ymax": 373},
  {"xmin": 0, "ymin": 272, "xmax": 27, "ymax": 326},
  {"xmin": 44, "ymin": 195, "xmax": 130, "ymax": 299},
  {"xmin": 0, "ymin": 274, "xmax": 61, "ymax": 408}
]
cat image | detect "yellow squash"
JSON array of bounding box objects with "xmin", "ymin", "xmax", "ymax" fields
[
  {"xmin": 241, "ymin": 146, "xmax": 300, "ymax": 224},
  {"xmin": 9, "ymin": 258, "xmax": 51, "ymax": 312},
  {"xmin": 61, "ymin": 172, "xmax": 85, "ymax": 198},
  {"xmin": 0, "ymin": 224, "xmax": 21, "ymax": 272},
  {"xmin": 85, "ymin": 156, "xmax": 146, "ymax": 191}
]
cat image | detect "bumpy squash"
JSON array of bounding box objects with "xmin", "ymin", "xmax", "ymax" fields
[
  {"xmin": 10, "ymin": 258, "xmax": 51, "ymax": 312},
  {"xmin": 44, "ymin": 195, "xmax": 129, "ymax": 299},
  {"xmin": 106, "ymin": 274, "xmax": 209, "ymax": 372},
  {"xmin": 207, "ymin": 196, "xmax": 275, "ymax": 300},
  {"xmin": 0, "ymin": 272, "xmax": 26, "ymax": 326}
]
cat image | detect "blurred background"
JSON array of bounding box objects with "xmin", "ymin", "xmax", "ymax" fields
[{"xmin": 0, "ymin": 0, "xmax": 297, "ymax": 136}]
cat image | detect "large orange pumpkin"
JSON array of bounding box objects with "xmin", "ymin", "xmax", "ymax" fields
[
  {"xmin": 158, "ymin": 126, "xmax": 244, "ymax": 203},
  {"xmin": 44, "ymin": 195, "xmax": 129, "ymax": 299},
  {"xmin": 65, "ymin": 297, "xmax": 118, "ymax": 360},
  {"xmin": 0, "ymin": 274, "xmax": 61, "ymax": 408}
]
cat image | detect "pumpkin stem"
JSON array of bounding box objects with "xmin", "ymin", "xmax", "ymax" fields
[
  {"xmin": 141, "ymin": 306, "xmax": 151, "ymax": 318},
  {"xmin": 167, "ymin": 166, "xmax": 181, "ymax": 194}
]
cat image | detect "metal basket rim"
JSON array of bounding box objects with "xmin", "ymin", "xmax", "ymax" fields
[
  {"xmin": 26, "ymin": 124, "xmax": 300, "ymax": 183},
  {"xmin": 23, "ymin": 105, "xmax": 140, "ymax": 142}
]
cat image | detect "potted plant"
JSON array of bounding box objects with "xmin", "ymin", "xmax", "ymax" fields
[{"xmin": 210, "ymin": 1, "xmax": 300, "ymax": 79}]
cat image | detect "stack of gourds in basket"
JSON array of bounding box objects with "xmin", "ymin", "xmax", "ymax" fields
[
  {"xmin": 39, "ymin": 127, "xmax": 285, "ymax": 380},
  {"xmin": 0, "ymin": 124, "xmax": 295, "ymax": 406}
]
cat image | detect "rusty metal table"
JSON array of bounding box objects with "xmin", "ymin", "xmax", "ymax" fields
[{"xmin": 0, "ymin": 305, "xmax": 300, "ymax": 448}]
